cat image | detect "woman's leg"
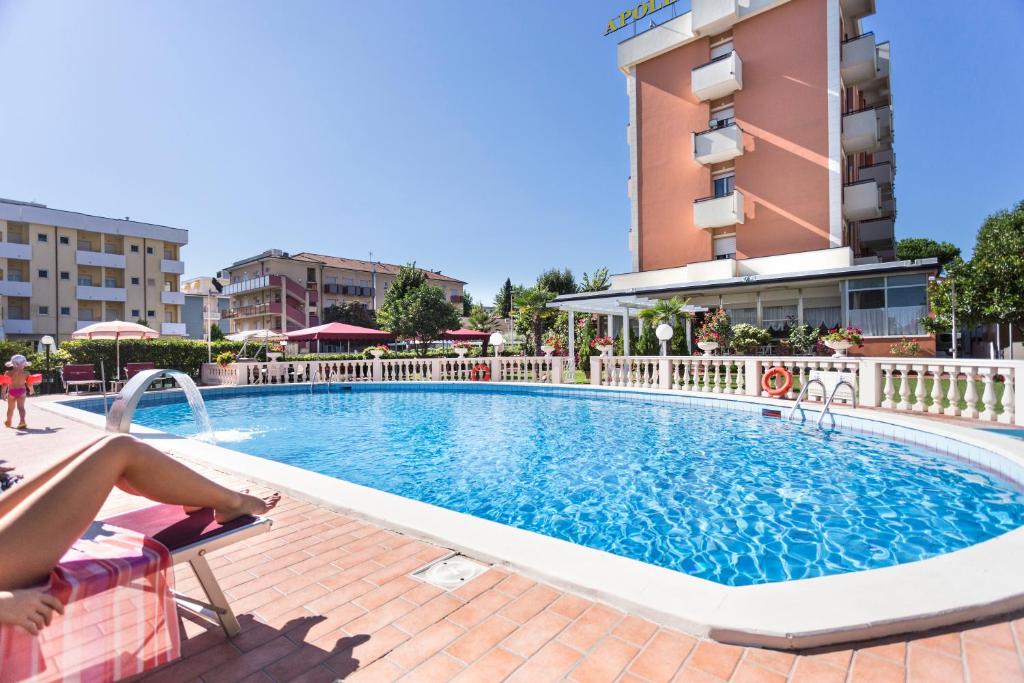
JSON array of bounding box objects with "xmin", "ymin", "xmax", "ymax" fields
[{"xmin": 0, "ymin": 434, "xmax": 278, "ymax": 589}]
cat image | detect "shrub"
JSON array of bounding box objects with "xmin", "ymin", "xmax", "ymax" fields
[
  {"xmin": 58, "ymin": 339, "xmax": 246, "ymax": 378},
  {"xmin": 786, "ymin": 324, "xmax": 820, "ymax": 355},
  {"xmin": 729, "ymin": 324, "xmax": 771, "ymax": 354},
  {"xmin": 889, "ymin": 338, "xmax": 922, "ymax": 357},
  {"xmin": 696, "ymin": 309, "xmax": 731, "ymax": 347}
]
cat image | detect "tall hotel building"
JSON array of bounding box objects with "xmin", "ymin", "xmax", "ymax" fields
[
  {"xmin": 0, "ymin": 198, "xmax": 188, "ymax": 342},
  {"xmin": 557, "ymin": 0, "xmax": 939, "ymax": 356}
]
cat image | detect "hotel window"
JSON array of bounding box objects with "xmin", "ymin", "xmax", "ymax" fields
[
  {"xmin": 59, "ymin": 236, "xmax": 69, "ymax": 245},
  {"xmin": 39, "ymin": 306, "xmax": 49, "ymax": 315},
  {"xmin": 344, "ymin": 278, "xmax": 354, "ymax": 286},
  {"xmin": 146, "ymin": 246, "xmax": 154, "ymax": 254},
  {"xmin": 847, "ymin": 275, "xmax": 927, "ymax": 336},
  {"xmin": 132, "ymin": 309, "xmax": 140, "ymax": 318},
  {"xmin": 147, "ymin": 310, "xmax": 155, "ymax": 318},
  {"xmin": 713, "ymin": 235, "xmax": 736, "ymax": 260},
  {"xmin": 712, "ymin": 172, "xmax": 735, "ymax": 198},
  {"xmin": 37, "ymin": 269, "xmax": 48, "ymax": 278},
  {"xmin": 710, "ymin": 105, "xmax": 734, "ymax": 129},
  {"xmin": 131, "ymin": 277, "xmax": 140, "ymax": 285},
  {"xmin": 105, "ymin": 277, "xmax": 118, "ymax": 288},
  {"xmin": 60, "ymin": 271, "xmax": 69, "ymax": 280},
  {"xmin": 763, "ymin": 302, "xmax": 798, "ymax": 332},
  {"xmin": 78, "ymin": 275, "xmax": 93, "ymax": 286},
  {"xmin": 37, "ymin": 233, "xmax": 48, "ymax": 243},
  {"xmin": 60, "ymin": 306, "xmax": 70, "ymax": 316},
  {"xmin": 131, "ymin": 245, "xmax": 139, "ymax": 253}
]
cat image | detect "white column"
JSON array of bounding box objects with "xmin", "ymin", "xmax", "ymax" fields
[
  {"xmin": 622, "ymin": 308, "xmax": 631, "ymax": 356},
  {"xmin": 685, "ymin": 318, "xmax": 692, "ymax": 354},
  {"xmin": 755, "ymin": 291, "xmax": 763, "ymax": 327},
  {"xmin": 567, "ymin": 310, "xmax": 576, "ymax": 376},
  {"xmin": 797, "ymin": 289, "xmax": 804, "ymax": 325}
]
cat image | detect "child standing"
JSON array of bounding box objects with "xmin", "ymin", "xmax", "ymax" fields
[{"xmin": 4, "ymin": 354, "xmax": 33, "ymax": 430}]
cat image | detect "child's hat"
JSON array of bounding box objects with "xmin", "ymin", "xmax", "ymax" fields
[{"xmin": 5, "ymin": 354, "xmax": 29, "ymax": 368}]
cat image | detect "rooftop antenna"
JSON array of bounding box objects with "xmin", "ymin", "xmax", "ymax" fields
[{"xmin": 370, "ymin": 250, "xmax": 377, "ymax": 310}]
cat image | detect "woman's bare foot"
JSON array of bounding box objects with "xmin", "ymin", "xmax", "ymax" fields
[{"xmin": 215, "ymin": 490, "xmax": 281, "ymax": 524}]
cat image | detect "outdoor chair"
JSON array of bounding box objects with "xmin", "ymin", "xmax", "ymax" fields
[
  {"xmin": 124, "ymin": 362, "xmax": 157, "ymax": 379},
  {"xmin": 61, "ymin": 364, "xmax": 103, "ymax": 394},
  {"xmin": 103, "ymin": 504, "xmax": 273, "ymax": 636}
]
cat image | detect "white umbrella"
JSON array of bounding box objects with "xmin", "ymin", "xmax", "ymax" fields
[
  {"xmin": 224, "ymin": 329, "xmax": 288, "ymax": 343},
  {"xmin": 72, "ymin": 320, "xmax": 160, "ymax": 380}
]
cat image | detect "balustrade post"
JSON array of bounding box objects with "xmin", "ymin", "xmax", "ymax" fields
[
  {"xmin": 371, "ymin": 358, "xmax": 381, "ymax": 382},
  {"xmin": 430, "ymin": 359, "xmax": 441, "ymax": 381},
  {"xmin": 551, "ymin": 358, "xmax": 563, "ymax": 385},
  {"xmin": 1015, "ymin": 366, "xmax": 1024, "ymax": 426},
  {"xmin": 658, "ymin": 358, "xmax": 671, "ymax": 390},
  {"xmin": 744, "ymin": 359, "xmax": 760, "ymax": 397},
  {"xmin": 236, "ymin": 363, "xmax": 248, "ymax": 385},
  {"xmin": 858, "ymin": 359, "xmax": 880, "ymax": 407},
  {"xmin": 590, "ymin": 356, "xmax": 602, "ymax": 385}
]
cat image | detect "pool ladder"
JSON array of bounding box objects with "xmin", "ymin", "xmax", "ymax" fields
[
  {"xmin": 788, "ymin": 373, "xmax": 857, "ymax": 428},
  {"xmin": 309, "ymin": 369, "xmax": 341, "ymax": 394}
]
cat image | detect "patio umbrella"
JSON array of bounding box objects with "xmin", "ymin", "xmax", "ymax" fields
[
  {"xmin": 224, "ymin": 329, "xmax": 288, "ymax": 343},
  {"xmin": 441, "ymin": 328, "xmax": 491, "ymax": 342},
  {"xmin": 72, "ymin": 320, "xmax": 160, "ymax": 380},
  {"xmin": 285, "ymin": 322, "xmax": 393, "ymax": 353}
]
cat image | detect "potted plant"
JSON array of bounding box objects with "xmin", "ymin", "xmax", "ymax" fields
[
  {"xmin": 729, "ymin": 323, "xmax": 771, "ymax": 355},
  {"xmin": 590, "ymin": 335, "xmax": 614, "ymax": 356},
  {"xmin": 822, "ymin": 326, "xmax": 863, "ymax": 357},
  {"xmin": 453, "ymin": 341, "xmax": 472, "ymax": 358},
  {"xmin": 215, "ymin": 351, "xmax": 236, "ymax": 367},
  {"xmin": 696, "ymin": 330, "xmax": 721, "ymax": 354},
  {"xmin": 540, "ymin": 335, "xmax": 560, "ymax": 357},
  {"xmin": 365, "ymin": 344, "xmax": 389, "ymax": 359},
  {"xmin": 695, "ymin": 309, "xmax": 731, "ymax": 354},
  {"xmin": 786, "ymin": 323, "xmax": 820, "ymax": 356}
]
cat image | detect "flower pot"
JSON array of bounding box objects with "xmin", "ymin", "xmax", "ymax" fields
[
  {"xmin": 697, "ymin": 341, "xmax": 719, "ymax": 354},
  {"xmin": 824, "ymin": 339, "xmax": 854, "ymax": 357},
  {"xmin": 369, "ymin": 349, "xmax": 384, "ymax": 359},
  {"xmin": 453, "ymin": 348, "xmax": 467, "ymax": 358},
  {"xmin": 595, "ymin": 344, "xmax": 613, "ymax": 357},
  {"xmin": 540, "ymin": 345, "xmax": 555, "ymax": 357}
]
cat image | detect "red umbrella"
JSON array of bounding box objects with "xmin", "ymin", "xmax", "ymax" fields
[
  {"xmin": 441, "ymin": 328, "xmax": 491, "ymax": 342},
  {"xmin": 285, "ymin": 322, "xmax": 394, "ymax": 342}
]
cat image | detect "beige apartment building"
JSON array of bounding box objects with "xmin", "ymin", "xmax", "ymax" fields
[
  {"xmin": 221, "ymin": 250, "xmax": 465, "ymax": 334},
  {"xmin": 0, "ymin": 198, "xmax": 188, "ymax": 342}
]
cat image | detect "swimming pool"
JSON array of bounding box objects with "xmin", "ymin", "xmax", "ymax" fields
[{"xmin": 107, "ymin": 385, "xmax": 1024, "ymax": 587}]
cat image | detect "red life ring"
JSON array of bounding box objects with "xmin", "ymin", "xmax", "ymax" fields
[
  {"xmin": 761, "ymin": 367, "xmax": 793, "ymax": 396},
  {"xmin": 470, "ymin": 363, "xmax": 491, "ymax": 382}
]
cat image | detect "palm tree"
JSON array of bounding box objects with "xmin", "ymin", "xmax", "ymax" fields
[
  {"xmin": 513, "ymin": 287, "xmax": 556, "ymax": 355},
  {"xmin": 467, "ymin": 304, "xmax": 498, "ymax": 355},
  {"xmin": 639, "ymin": 297, "xmax": 691, "ymax": 355},
  {"xmin": 580, "ymin": 267, "xmax": 611, "ymax": 292}
]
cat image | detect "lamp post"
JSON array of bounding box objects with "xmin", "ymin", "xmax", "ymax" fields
[
  {"xmin": 655, "ymin": 324, "xmax": 674, "ymax": 357},
  {"xmin": 489, "ymin": 332, "xmax": 505, "ymax": 359},
  {"xmin": 40, "ymin": 335, "xmax": 56, "ymax": 394}
]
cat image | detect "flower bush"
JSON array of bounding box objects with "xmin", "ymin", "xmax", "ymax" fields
[
  {"xmin": 215, "ymin": 351, "xmax": 236, "ymax": 367},
  {"xmin": 729, "ymin": 323, "xmax": 771, "ymax": 354},
  {"xmin": 823, "ymin": 326, "xmax": 863, "ymax": 346},
  {"xmin": 696, "ymin": 309, "xmax": 731, "ymax": 346},
  {"xmin": 889, "ymin": 337, "xmax": 922, "ymax": 356},
  {"xmin": 590, "ymin": 336, "xmax": 613, "ymax": 348},
  {"xmin": 453, "ymin": 341, "xmax": 473, "ymax": 349},
  {"xmin": 785, "ymin": 323, "xmax": 820, "ymax": 355}
]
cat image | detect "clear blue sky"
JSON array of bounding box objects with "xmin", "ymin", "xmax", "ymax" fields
[{"xmin": 1, "ymin": 1, "xmax": 1021, "ymax": 303}]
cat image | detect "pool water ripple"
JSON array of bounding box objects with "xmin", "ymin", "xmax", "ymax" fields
[{"xmin": 125, "ymin": 387, "xmax": 1024, "ymax": 586}]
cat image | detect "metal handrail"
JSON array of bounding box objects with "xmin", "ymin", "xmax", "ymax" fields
[{"xmin": 692, "ymin": 50, "xmax": 736, "ymax": 71}]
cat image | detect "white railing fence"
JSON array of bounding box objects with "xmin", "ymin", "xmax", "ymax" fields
[
  {"xmin": 590, "ymin": 355, "xmax": 1023, "ymax": 426},
  {"xmin": 201, "ymin": 356, "xmax": 566, "ymax": 388}
]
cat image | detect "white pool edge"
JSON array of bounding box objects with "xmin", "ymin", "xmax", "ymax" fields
[{"xmin": 41, "ymin": 383, "xmax": 1024, "ymax": 650}]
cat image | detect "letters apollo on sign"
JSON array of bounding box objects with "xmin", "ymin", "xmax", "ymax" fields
[{"xmin": 605, "ymin": 0, "xmax": 678, "ymax": 35}]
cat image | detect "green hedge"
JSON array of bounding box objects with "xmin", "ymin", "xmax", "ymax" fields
[{"xmin": 58, "ymin": 339, "xmax": 248, "ymax": 378}]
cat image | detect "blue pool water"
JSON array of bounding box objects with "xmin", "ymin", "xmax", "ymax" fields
[{"xmin": 114, "ymin": 386, "xmax": 1024, "ymax": 586}]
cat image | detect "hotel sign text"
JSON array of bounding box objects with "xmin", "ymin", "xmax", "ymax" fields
[{"xmin": 605, "ymin": 0, "xmax": 678, "ymax": 35}]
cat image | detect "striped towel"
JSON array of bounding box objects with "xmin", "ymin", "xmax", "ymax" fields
[{"xmin": 0, "ymin": 521, "xmax": 180, "ymax": 682}]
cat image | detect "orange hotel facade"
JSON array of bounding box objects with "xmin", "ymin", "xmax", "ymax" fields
[{"xmin": 556, "ymin": 0, "xmax": 940, "ymax": 356}]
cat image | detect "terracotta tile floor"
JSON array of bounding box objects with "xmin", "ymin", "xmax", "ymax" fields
[{"xmin": 7, "ymin": 404, "xmax": 1024, "ymax": 682}]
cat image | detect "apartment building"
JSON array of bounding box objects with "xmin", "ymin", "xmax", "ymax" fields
[
  {"xmin": 556, "ymin": 0, "xmax": 938, "ymax": 356},
  {"xmin": 181, "ymin": 276, "xmax": 230, "ymax": 339},
  {"xmin": 220, "ymin": 250, "xmax": 466, "ymax": 334},
  {"xmin": 0, "ymin": 198, "xmax": 188, "ymax": 342}
]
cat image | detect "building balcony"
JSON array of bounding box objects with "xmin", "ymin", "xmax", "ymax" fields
[
  {"xmin": 0, "ymin": 242, "xmax": 31, "ymax": 260},
  {"xmin": 223, "ymin": 274, "xmax": 282, "ymax": 296},
  {"xmin": 0, "ymin": 280, "xmax": 32, "ymax": 297},
  {"xmin": 857, "ymin": 161, "xmax": 892, "ymax": 187},
  {"xmin": 840, "ymin": 32, "xmax": 879, "ymax": 85},
  {"xmin": 694, "ymin": 190, "xmax": 745, "ymax": 229},
  {"xmin": 691, "ymin": 0, "xmax": 739, "ymax": 36},
  {"xmin": 693, "ymin": 123, "xmax": 744, "ymax": 165},
  {"xmin": 2, "ymin": 319, "xmax": 32, "ymax": 335},
  {"xmin": 857, "ymin": 216, "xmax": 894, "ymax": 247},
  {"xmin": 76, "ymin": 285, "xmax": 127, "ymax": 302},
  {"xmin": 842, "ymin": 106, "xmax": 892, "ymax": 154},
  {"xmin": 160, "ymin": 259, "xmax": 185, "ymax": 275},
  {"xmin": 862, "ymin": 42, "xmax": 891, "ymax": 107},
  {"xmin": 843, "ymin": 180, "xmax": 883, "ymax": 221},
  {"xmin": 691, "ymin": 51, "xmax": 743, "ymax": 101},
  {"xmin": 224, "ymin": 302, "xmax": 281, "ymax": 319},
  {"xmin": 161, "ymin": 322, "xmax": 187, "ymax": 336},
  {"xmin": 76, "ymin": 249, "xmax": 126, "ymax": 270},
  {"xmin": 323, "ymin": 284, "xmax": 374, "ymax": 297},
  {"xmin": 161, "ymin": 290, "xmax": 185, "ymax": 306}
]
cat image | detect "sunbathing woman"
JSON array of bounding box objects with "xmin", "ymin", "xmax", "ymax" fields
[{"xmin": 0, "ymin": 434, "xmax": 279, "ymax": 635}]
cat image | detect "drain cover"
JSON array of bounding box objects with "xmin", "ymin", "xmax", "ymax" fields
[{"xmin": 412, "ymin": 555, "xmax": 488, "ymax": 590}]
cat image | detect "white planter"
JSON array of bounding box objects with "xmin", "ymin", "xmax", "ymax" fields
[
  {"xmin": 453, "ymin": 348, "xmax": 467, "ymax": 358},
  {"xmin": 825, "ymin": 339, "xmax": 854, "ymax": 357},
  {"xmin": 697, "ymin": 341, "xmax": 719, "ymax": 354},
  {"xmin": 595, "ymin": 344, "xmax": 613, "ymax": 357},
  {"xmin": 369, "ymin": 349, "xmax": 385, "ymax": 359},
  {"xmin": 540, "ymin": 344, "xmax": 555, "ymax": 357}
]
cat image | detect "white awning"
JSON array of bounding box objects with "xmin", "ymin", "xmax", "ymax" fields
[{"xmin": 549, "ymin": 295, "xmax": 708, "ymax": 316}]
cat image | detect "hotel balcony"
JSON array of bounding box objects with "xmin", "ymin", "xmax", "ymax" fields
[
  {"xmin": 161, "ymin": 290, "xmax": 185, "ymax": 306},
  {"xmin": 691, "ymin": 51, "xmax": 743, "ymax": 101},
  {"xmin": 691, "ymin": 0, "xmax": 739, "ymax": 36},
  {"xmin": 0, "ymin": 280, "xmax": 32, "ymax": 297},
  {"xmin": 223, "ymin": 274, "xmax": 282, "ymax": 296},
  {"xmin": 857, "ymin": 216, "xmax": 895, "ymax": 247},
  {"xmin": 224, "ymin": 302, "xmax": 281, "ymax": 319},
  {"xmin": 694, "ymin": 190, "xmax": 745, "ymax": 229},
  {"xmin": 77, "ymin": 285, "xmax": 127, "ymax": 302},
  {"xmin": 841, "ymin": 105, "xmax": 892, "ymax": 154},
  {"xmin": 2, "ymin": 319, "xmax": 32, "ymax": 335},
  {"xmin": 843, "ymin": 179, "xmax": 883, "ymax": 221},
  {"xmin": 840, "ymin": 32, "xmax": 880, "ymax": 85},
  {"xmin": 0, "ymin": 242, "xmax": 31, "ymax": 260},
  {"xmin": 862, "ymin": 42, "xmax": 891, "ymax": 107},
  {"xmin": 161, "ymin": 322, "xmax": 187, "ymax": 336},
  {"xmin": 693, "ymin": 123, "xmax": 744, "ymax": 165},
  {"xmin": 323, "ymin": 284, "xmax": 374, "ymax": 297},
  {"xmin": 76, "ymin": 249, "xmax": 126, "ymax": 270},
  {"xmin": 160, "ymin": 259, "xmax": 185, "ymax": 275},
  {"xmin": 857, "ymin": 161, "xmax": 893, "ymax": 188}
]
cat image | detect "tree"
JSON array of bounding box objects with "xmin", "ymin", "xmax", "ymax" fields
[
  {"xmin": 972, "ymin": 200, "xmax": 1024, "ymax": 327},
  {"xmin": 209, "ymin": 324, "xmax": 226, "ymax": 342},
  {"xmin": 376, "ymin": 264, "xmax": 428, "ymax": 339},
  {"xmin": 922, "ymin": 257, "xmax": 985, "ymax": 334},
  {"xmin": 896, "ymin": 238, "xmax": 962, "ymax": 268},
  {"xmin": 579, "ymin": 267, "xmax": 611, "ymax": 292},
  {"xmin": 467, "ymin": 304, "xmax": 498, "ymax": 355},
  {"xmin": 638, "ymin": 297, "xmax": 691, "ymax": 355},
  {"xmin": 536, "ymin": 268, "xmax": 577, "ymax": 296},
  {"xmin": 461, "ymin": 291, "xmax": 474, "ymax": 317},
  {"xmin": 323, "ymin": 301, "xmax": 377, "ymax": 328},
  {"xmin": 495, "ymin": 278, "xmax": 514, "ymax": 318},
  {"xmin": 513, "ymin": 287, "xmax": 556, "ymax": 355},
  {"xmin": 377, "ymin": 264, "xmax": 458, "ymax": 353}
]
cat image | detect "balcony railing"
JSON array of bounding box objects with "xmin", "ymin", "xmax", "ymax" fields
[
  {"xmin": 693, "ymin": 122, "xmax": 744, "ymax": 165},
  {"xmin": 843, "ymin": 179, "xmax": 882, "ymax": 221},
  {"xmin": 693, "ymin": 190, "xmax": 745, "ymax": 229},
  {"xmin": 691, "ymin": 50, "xmax": 743, "ymax": 101},
  {"xmin": 842, "ymin": 105, "xmax": 892, "ymax": 154},
  {"xmin": 76, "ymin": 249, "xmax": 126, "ymax": 270},
  {"xmin": 840, "ymin": 32, "xmax": 877, "ymax": 85},
  {"xmin": 323, "ymin": 284, "xmax": 374, "ymax": 297},
  {"xmin": 0, "ymin": 242, "xmax": 32, "ymax": 260}
]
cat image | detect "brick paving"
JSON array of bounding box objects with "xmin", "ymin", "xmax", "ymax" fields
[{"xmin": 5, "ymin": 403, "xmax": 1024, "ymax": 681}]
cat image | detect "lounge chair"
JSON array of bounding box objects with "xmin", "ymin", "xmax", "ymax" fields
[
  {"xmin": 61, "ymin": 364, "xmax": 103, "ymax": 394},
  {"xmin": 125, "ymin": 362, "xmax": 157, "ymax": 379},
  {"xmin": 103, "ymin": 504, "xmax": 273, "ymax": 636}
]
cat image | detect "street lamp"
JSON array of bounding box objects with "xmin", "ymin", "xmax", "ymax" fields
[
  {"xmin": 40, "ymin": 335, "xmax": 56, "ymax": 393},
  {"xmin": 489, "ymin": 332, "xmax": 505, "ymax": 358},
  {"xmin": 655, "ymin": 323, "xmax": 674, "ymax": 357}
]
